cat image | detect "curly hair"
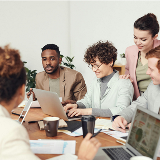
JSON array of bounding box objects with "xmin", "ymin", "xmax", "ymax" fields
[
  {"xmin": 146, "ymin": 45, "xmax": 160, "ymax": 72},
  {"xmin": 0, "ymin": 45, "xmax": 26, "ymax": 103},
  {"xmin": 84, "ymin": 41, "xmax": 117, "ymax": 67},
  {"xmin": 134, "ymin": 13, "xmax": 159, "ymax": 37}
]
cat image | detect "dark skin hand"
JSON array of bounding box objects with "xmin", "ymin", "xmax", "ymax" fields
[{"xmin": 26, "ymin": 88, "xmax": 37, "ymax": 101}]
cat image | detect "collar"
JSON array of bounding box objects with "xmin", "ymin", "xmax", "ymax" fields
[
  {"xmin": 97, "ymin": 70, "xmax": 119, "ymax": 88},
  {"xmin": 0, "ymin": 104, "xmax": 11, "ymax": 118},
  {"xmin": 100, "ymin": 71, "xmax": 115, "ymax": 83}
]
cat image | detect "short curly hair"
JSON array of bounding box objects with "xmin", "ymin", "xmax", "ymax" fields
[
  {"xmin": 84, "ymin": 41, "xmax": 117, "ymax": 67},
  {"xmin": 0, "ymin": 45, "xmax": 26, "ymax": 103}
]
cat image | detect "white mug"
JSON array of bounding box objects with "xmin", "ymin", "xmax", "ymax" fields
[{"xmin": 130, "ymin": 156, "xmax": 152, "ymax": 160}]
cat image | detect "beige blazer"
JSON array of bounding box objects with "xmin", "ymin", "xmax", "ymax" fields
[
  {"xmin": 0, "ymin": 105, "xmax": 40, "ymax": 160},
  {"xmin": 125, "ymin": 39, "xmax": 160, "ymax": 100},
  {"xmin": 36, "ymin": 66, "xmax": 87, "ymax": 102}
]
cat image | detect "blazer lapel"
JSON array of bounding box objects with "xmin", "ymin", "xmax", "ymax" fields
[
  {"xmin": 102, "ymin": 71, "xmax": 119, "ymax": 98},
  {"xmin": 43, "ymin": 73, "xmax": 49, "ymax": 91},
  {"xmin": 59, "ymin": 67, "xmax": 66, "ymax": 101}
]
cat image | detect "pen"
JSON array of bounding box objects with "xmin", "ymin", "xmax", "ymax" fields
[
  {"xmin": 92, "ymin": 129, "xmax": 102, "ymax": 138},
  {"xmin": 118, "ymin": 126, "xmax": 129, "ymax": 129},
  {"xmin": 109, "ymin": 128, "xmax": 115, "ymax": 131},
  {"xmin": 28, "ymin": 120, "xmax": 43, "ymax": 123}
]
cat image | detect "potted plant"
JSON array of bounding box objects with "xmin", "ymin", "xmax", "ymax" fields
[
  {"xmin": 60, "ymin": 55, "xmax": 75, "ymax": 69},
  {"xmin": 120, "ymin": 53, "xmax": 126, "ymax": 65},
  {"xmin": 23, "ymin": 61, "xmax": 37, "ymax": 92}
]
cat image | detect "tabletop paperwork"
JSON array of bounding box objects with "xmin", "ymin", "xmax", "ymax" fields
[{"xmin": 30, "ymin": 140, "xmax": 76, "ymax": 154}]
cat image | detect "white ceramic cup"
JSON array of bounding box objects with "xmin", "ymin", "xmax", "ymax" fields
[{"xmin": 130, "ymin": 156, "xmax": 152, "ymax": 160}]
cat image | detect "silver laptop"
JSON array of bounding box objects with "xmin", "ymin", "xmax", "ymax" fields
[
  {"xmin": 33, "ymin": 88, "xmax": 81, "ymax": 121},
  {"xmin": 94, "ymin": 106, "xmax": 160, "ymax": 160},
  {"xmin": 16, "ymin": 94, "xmax": 33, "ymax": 124}
]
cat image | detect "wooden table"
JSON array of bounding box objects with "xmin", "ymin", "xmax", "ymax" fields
[
  {"xmin": 11, "ymin": 107, "xmax": 121, "ymax": 159},
  {"xmin": 11, "ymin": 107, "xmax": 160, "ymax": 160}
]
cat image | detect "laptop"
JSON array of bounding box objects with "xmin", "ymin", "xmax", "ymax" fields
[
  {"xmin": 16, "ymin": 94, "xmax": 33, "ymax": 124},
  {"xmin": 94, "ymin": 106, "xmax": 160, "ymax": 160},
  {"xmin": 33, "ymin": 88, "xmax": 81, "ymax": 121}
]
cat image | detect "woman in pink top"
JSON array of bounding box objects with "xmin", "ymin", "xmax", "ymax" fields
[{"xmin": 122, "ymin": 13, "xmax": 160, "ymax": 100}]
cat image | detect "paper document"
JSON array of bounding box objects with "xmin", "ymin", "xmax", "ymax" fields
[
  {"xmin": 102, "ymin": 130, "xmax": 128, "ymax": 139},
  {"xmin": 64, "ymin": 127, "xmax": 103, "ymax": 137},
  {"xmin": 47, "ymin": 153, "xmax": 77, "ymax": 160},
  {"xmin": 30, "ymin": 140, "xmax": 76, "ymax": 154},
  {"xmin": 95, "ymin": 118, "xmax": 113, "ymax": 130}
]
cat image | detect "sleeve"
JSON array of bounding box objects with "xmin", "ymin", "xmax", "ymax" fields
[
  {"xmin": 76, "ymin": 79, "xmax": 95, "ymax": 108},
  {"xmin": 109, "ymin": 79, "xmax": 134, "ymax": 115},
  {"xmin": 92, "ymin": 108, "xmax": 113, "ymax": 117},
  {"xmin": 1, "ymin": 124, "xmax": 40, "ymax": 160},
  {"xmin": 125, "ymin": 47, "xmax": 129, "ymax": 75},
  {"xmin": 73, "ymin": 72, "xmax": 87, "ymax": 101},
  {"xmin": 117, "ymin": 84, "xmax": 148, "ymax": 123}
]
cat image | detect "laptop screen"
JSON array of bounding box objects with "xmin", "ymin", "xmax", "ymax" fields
[{"xmin": 128, "ymin": 108, "xmax": 160, "ymax": 158}]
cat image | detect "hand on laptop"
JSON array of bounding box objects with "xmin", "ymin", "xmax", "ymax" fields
[
  {"xmin": 63, "ymin": 104, "xmax": 78, "ymax": 113},
  {"xmin": 61, "ymin": 100, "xmax": 76, "ymax": 106},
  {"xmin": 78, "ymin": 133, "xmax": 101, "ymax": 160},
  {"xmin": 27, "ymin": 88, "xmax": 37, "ymax": 101},
  {"xmin": 68, "ymin": 108, "xmax": 92, "ymax": 117},
  {"xmin": 112, "ymin": 116, "xmax": 130, "ymax": 133}
]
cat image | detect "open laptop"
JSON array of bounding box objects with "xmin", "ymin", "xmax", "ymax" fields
[
  {"xmin": 33, "ymin": 88, "xmax": 81, "ymax": 121},
  {"xmin": 94, "ymin": 106, "xmax": 160, "ymax": 160},
  {"xmin": 16, "ymin": 94, "xmax": 33, "ymax": 124}
]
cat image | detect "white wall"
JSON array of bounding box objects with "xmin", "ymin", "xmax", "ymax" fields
[
  {"xmin": 0, "ymin": 1, "xmax": 70, "ymax": 73},
  {"xmin": 70, "ymin": 1, "xmax": 160, "ymax": 86},
  {"xmin": 1, "ymin": 1, "xmax": 160, "ymax": 88}
]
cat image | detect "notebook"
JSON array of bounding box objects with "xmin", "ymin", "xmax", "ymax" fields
[
  {"xmin": 16, "ymin": 94, "xmax": 33, "ymax": 124},
  {"xmin": 33, "ymin": 88, "xmax": 81, "ymax": 121},
  {"xmin": 94, "ymin": 106, "xmax": 160, "ymax": 160}
]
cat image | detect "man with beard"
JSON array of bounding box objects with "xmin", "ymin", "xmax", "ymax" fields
[{"xmin": 27, "ymin": 44, "xmax": 87, "ymax": 103}]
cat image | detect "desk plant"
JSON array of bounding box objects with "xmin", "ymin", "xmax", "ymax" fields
[
  {"xmin": 120, "ymin": 53, "xmax": 126, "ymax": 65},
  {"xmin": 120, "ymin": 53, "xmax": 125, "ymax": 58},
  {"xmin": 23, "ymin": 61, "xmax": 37, "ymax": 92},
  {"xmin": 60, "ymin": 55, "xmax": 75, "ymax": 69}
]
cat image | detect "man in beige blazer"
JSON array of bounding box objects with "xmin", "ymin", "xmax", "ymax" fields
[{"xmin": 28, "ymin": 44, "xmax": 87, "ymax": 102}]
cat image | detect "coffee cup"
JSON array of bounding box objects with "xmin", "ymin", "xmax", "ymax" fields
[
  {"xmin": 81, "ymin": 115, "xmax": 96, "ymax": 138},
  {"xmin": 43, "ymin": 117, "xmax": 59, "ymax": 137}
]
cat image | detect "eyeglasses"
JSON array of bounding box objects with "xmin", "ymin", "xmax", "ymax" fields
[{"xmin": 88, "ymin": 63, "xmax": 103, "ymax": 70}]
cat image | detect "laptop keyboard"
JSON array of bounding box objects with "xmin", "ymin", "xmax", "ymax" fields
[
  {"xmin": 103, "ymin": 148, "xmax": 132, "ymax": 160},
  {"xmin": 67, "ymin": 114, "xmax": 82, "ymax": 119}
]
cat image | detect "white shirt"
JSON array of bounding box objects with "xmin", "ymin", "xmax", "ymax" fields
[{"xmin": 0, "ymin": 105, "xmax": 40, "ymax": 160}]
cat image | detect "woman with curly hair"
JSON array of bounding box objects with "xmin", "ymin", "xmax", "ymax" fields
[
  {"xmin": 64, "ymin": 41, "xmax": 134, "ymax": 117},
  {"xmin": 0, "ymin": 45, "xmax": 101, "ymax": 160}
]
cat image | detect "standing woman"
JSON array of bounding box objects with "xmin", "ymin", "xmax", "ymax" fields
[{"xmin": 122, "ymin": 13, "xmax": 160, "ymax": 100}]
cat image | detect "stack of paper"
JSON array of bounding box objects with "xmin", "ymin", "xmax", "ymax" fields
[
  {"xmin": 95, "ymin": 118, "xmax": 113, "ymax": 130},
  {"xmin": 47, "ymin": 153, "xmax": 77, "ymax": 160},
  {"xmin": 30, "ymin": 140, "xmax": 76, "ymax": 154},
  {"xmin": 102, "ymin": 130, "xmax": 128, "ymax": 139}
]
